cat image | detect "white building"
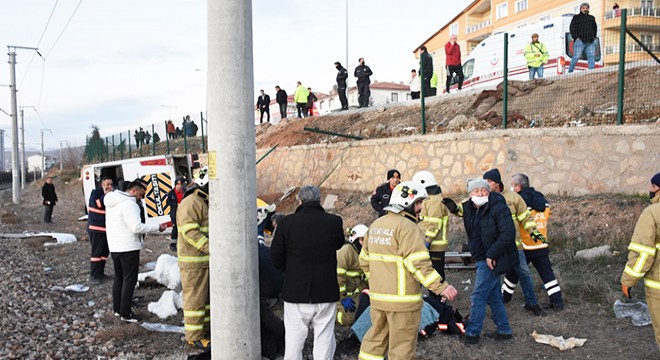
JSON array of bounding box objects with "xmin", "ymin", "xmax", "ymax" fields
[{"xmin": 27, "ymin": 154, "xmax": 56, "ymax": 173}]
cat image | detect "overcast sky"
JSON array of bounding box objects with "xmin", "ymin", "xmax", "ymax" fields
[{"xmin": 0, "ymin": 0, "xmax": 471, "ymax": 151}]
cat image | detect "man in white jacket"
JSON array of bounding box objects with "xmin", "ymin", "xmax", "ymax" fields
[{"xmin": 105, "ymin": 179, "xmax": 166, "ymax": 323}]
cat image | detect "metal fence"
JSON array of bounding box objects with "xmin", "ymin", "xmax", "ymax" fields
[
  {"xmin": 85, "ymin": 112, "xmax": 207, "ymax": 163},
  {"xmin": 426, "ymin": 9, "xmax": 659, "ymax": 132}
]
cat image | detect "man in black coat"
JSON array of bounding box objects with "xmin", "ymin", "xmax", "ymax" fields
[
  {"xmin": 275, "ymin": 86, "xmax": 288, "ymax": 119},
  {"xmin": 256, "ymin": 89, "xmax": 271, "ymax": 124},
  {"xmin": 419, "ymin": 46, "xmax": 434, "ymax": 97},
  {"xmin": 354, "ymin": 57, "xmax": 373, "ymax": 108},
  {"xmin": 271, "ymin": 185, "xmax": 344, "ymax": 360},
  {"xmin": 370, "ymin": 169, "xmax": 401, "ymax": 217},
  {"xmin": 334, "ymin": 62, "xmax": 349, "ymax": 110},
  {"xmin": 461, "ymin": 178, "xmax": 517, "ymax": 345},
  {"xmin": 42, "ymin": 176, "xmax": 58, "ymax": 223},
  {"xmin": 568, "ymin": 2, "xmax": 598, "ymax": 72}
]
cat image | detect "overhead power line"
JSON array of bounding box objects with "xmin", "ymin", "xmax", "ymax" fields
[
  {"xmin": 18, "ymin": 0, "xmax": 58, "ymax": 90},
  {"xmin": 44, "ymin": 0, "xmax": 83, "ymax": 59}
]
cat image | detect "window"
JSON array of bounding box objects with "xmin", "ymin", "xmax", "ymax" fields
[
  {"xmin": 391, "ymin": 93, "xmax": 399, "ymax": 102},
  {"xmin": 462, "ymin": 59, "xmax": 475, "ymax": 80},
  {"xmin": 515, "ymin": 0, "xmax": 528, "ymax": 13},
  {"xmin": 640, "ymin": 33, "xmax": 653, "ymax": 47},
  {"xmin": 496, "ymin": 3, "xmax": 508, "ymax": 20},
  {"xmin": 641, "ymin": 0, "xmax": 653, "ymax": 10},
  {"xmin": 450, "ymin": 23, "xmax": 459, "ymax": 35}
]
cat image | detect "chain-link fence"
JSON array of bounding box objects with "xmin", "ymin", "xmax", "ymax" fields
[
  {"xmin": 435, "ymin": 9, "xmax": 659, "ymax": 131},
  {"xmin": 84, "ymin": 112, "xmax": 207, "ymax": 163}
]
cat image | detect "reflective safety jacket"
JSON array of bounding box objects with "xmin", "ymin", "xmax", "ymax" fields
[
  {"xmin": 337, "ymin": 243, "xmax": 368, "ymax": 298},
  {"xmin": 87, "ymin": 188, "xmax": 108, "ymax": 233},
  {"xmin": 500, "ymin": 188, "xmax": 539, "ymax": 250},
  {"xmin": 520, "ymin": 207, "xmax": 550, "ymax": 250},
  {"xmin": 177, "ymin": 188, "xmax": 209, "ymax": 269},
  {"xmin": 524, "ymin": 41, "xmax": 549, "ymax": 68},
  {"xmin": 418, "ymin": 194, "xmax": 450, "ymax": 252},
  {"xmin": 359, "ymin": 211, "xmax": 449, "ymax": 312},
  {"xmin": 622, "ymin": 201, "xmax": 660, "ymax": 297}
]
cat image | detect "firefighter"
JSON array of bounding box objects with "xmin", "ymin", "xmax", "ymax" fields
[
  {"xmin": 503, "ymin": 173, "xmax": 565, "ymax": 310},
  {"xmin": 359, "ymin": 181, "xmax": 458, "ymax": 360},
  {"xmin": 88, "ymin": 176, "xmax": 114, "ymax": 285},
  {"xmin": 483, "ymin": 168, "xmax": 548, "ymax": 316},
  {"xmin": 177, "ymin": 167, "xmax": 211, "ymax": 349},
  {"xmin": 336, "ymin": 224, "xmax": 369, "ymax": 326},
  {"xmin": 413, "ymin": 170, "xmax": 451, "ymax": 284},
  {"xmin": 370, "ymin": 169, "xmax": 401, "ymax": 217},
  {"xmin": 621, "ymin": 172, "xmax": 660, "ymax": 350}
]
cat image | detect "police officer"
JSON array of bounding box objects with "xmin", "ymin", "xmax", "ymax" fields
[
  {"xmin": 335, "ymin": 62, "xmax": 349, "ymax": 110},
  {"xmin": 354, "ymin": 58, "xmax": 373, "ymax": 108},
  {"xmin": 370, "ymin": 169, "xmax": 401, "ymax": 217}
]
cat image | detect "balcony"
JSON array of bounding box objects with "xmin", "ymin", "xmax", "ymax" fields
[
  {"xmin": 603, "ymin": 7, "xmax": 660, "ymax": 30},
  {"xmin": 465, "ymin": 19, "xmax": 492, "ymax": 42},
  {"xmin": 603, "ymin": 43, "xmax": 660, "ymax": 64}
]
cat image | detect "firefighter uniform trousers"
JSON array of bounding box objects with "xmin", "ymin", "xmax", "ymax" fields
[
  {"xmin": 360, "ymin": 309, "xmax": 421, "ymax": 360},
  {"xmin": 177, "ymin": 188, "xmax": 210, "ymax": 342},
  {"xmin": 336, "ymin": 243, "xmax": 368, "ymax": 326},
  {"xmin": 418, "ymin": 194, "xmax": 450, "ymax": 281},
  {"xmin": 89, "ymin": 232, "xmax": 109, "ymax": 278},
  {"xmin": 181, "ymin": 267, "xmax": 210, "ymax": 341}
]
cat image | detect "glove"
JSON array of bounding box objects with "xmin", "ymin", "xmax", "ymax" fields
[
  {"xmin": 531, "ymin": 230, "xmax": 547, "ymax": 244},
  {"xmin": 340, "ymin": 297, "xmax": 356, "ymax": 312},
  {"xmin": 442, "ymin": 198, "xmax": 459, "ymax": 214},
  {"xmin": 622, "ymin": 285, "xmax": 632, "ymax": 299}
]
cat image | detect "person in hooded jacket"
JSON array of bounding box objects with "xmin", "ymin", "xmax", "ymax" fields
[
  {"xmin": 105, "ymin": 179, "xmax": 166, "ymax": 323},
  {"xmin": 370, "ymin": 169, "xmax": 401, "ymax": 217},
  {"xmin": 461, "ymin": 178, "xmax": 517, "ymax": 345},
  {"xmin": 354, "ymin": 58, "xmax": 373, "ymax": 108}
]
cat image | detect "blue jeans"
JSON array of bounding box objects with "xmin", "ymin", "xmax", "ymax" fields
[
  {"xmin": 528, "ymin": 66, "xmax": 544, "ymax": 79},
  {"xmin": 513, "ymin": 250, "xmax": 539, "ymax": 306},
  {"xmin": 568, "ymin": 39, "xmax": 596, "ymax": 73},
  {"xmin": 467, "ymin": 261, "xmax": 512, "ymax": 337}
]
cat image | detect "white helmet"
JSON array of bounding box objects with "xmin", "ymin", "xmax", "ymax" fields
[
  {"xmin": 412, "ymin": 170, "xmax": 438, "ymax": 188},
  {"xmin": 193, "ymin": 167, "xmax": 210, "ymax": 187},
  {"xmin": 347, "ymin": 224, "xmax": 368, "ymax": 243},
  {"xmin": 384, "ymin": 181, "xmax": 428, "ymax": 213}
]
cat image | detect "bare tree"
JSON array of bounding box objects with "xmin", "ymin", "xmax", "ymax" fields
[{"xmin": 61, "ymin": 141, "xmax": 84, "ymax": 170}]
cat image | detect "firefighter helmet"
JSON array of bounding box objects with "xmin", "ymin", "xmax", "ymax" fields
[
  {"xmin": 193, "ymin": 167, "xmax": 210, "ymax": 187},
  {"xmin": 257, "ymin": 198, "xmax": 276, "ymax": 226},
  {"xmin": 412, "ymin": 170, "xmax": 438, "ymax": 188},
  {"xmin": 384, "ymin": 181, "xmax": 428, "ymax": 213},
  {"xmin": 347, "ymin": 224, "xmax": 368, "ymax": 243}
]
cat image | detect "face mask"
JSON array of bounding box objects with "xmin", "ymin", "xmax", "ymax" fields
[
  {"xmin": 472, "ymin": 196, "xmax": 489, "ymax": 207},
  {"xmin": 651, "ymin": 190, "xmax": 658, "ymax": 199}
]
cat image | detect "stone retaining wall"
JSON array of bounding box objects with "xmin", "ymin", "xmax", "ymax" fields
[{"xmin": 255, "ymin": 125, "xmax": 660, "ymax": 196}]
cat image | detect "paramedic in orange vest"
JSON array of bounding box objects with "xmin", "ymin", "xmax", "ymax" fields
[
  {"xmin": 359, "ymin": 181, "xmax": 457, "ymax": 360},
  {"xmin": 504, "ymin": 173, "xmax": 565, "ymax": 310},
  {"xmin": 621, "ymin": 172, "xmax": 660, "ymax": 350}
]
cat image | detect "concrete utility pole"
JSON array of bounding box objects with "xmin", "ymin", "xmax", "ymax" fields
[
  {"xmin": 40, "ymin": 129, "xmax": 51, "ymax": 179},
  {"xmin": 19, "ymin": 106, "xmax": 35, "ymax": 188},
  {"xmin": 208, "ymin": 1, "xmax": 260, "ymax": 358},
  {"xmin": 8, "ymin": 47, "xmax": 21, "ymax": 204},
  {"xmin": 8, "ymin": 45, "xmax": 38, "ymax": 203},
  {"xmin": 0, "ymin": 129, "xmax": 4, "ymax": 172}
]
